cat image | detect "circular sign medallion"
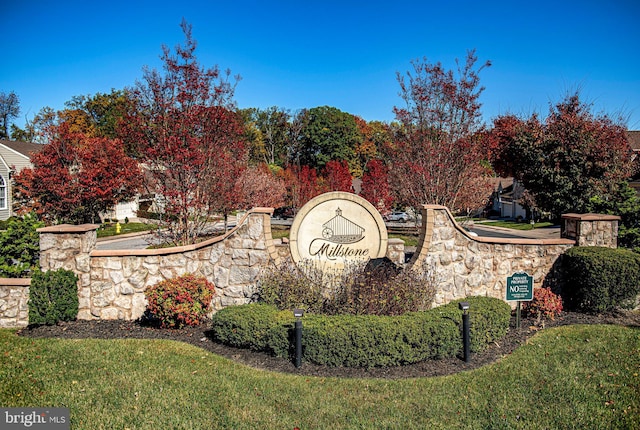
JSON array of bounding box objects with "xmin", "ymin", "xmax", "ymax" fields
[{"xmin": 289, "ymin": 192, "xmax": 388, "ymax": 270}]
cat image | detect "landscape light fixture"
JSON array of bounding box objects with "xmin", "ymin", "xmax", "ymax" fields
[
  {"xmin": 458, "ymin": 302, "xmax": 471, "ymax": 363},
  {"xmin": 293, "ymin": 309, "xmax": 304, "ymax": 367}
]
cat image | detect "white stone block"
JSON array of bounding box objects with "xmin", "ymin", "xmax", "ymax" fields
[
  {"xmin": 114, "ymin": 295, "xmax": 132, "ymax": 310},
  {"xmin": 131, "ymin": 294, "xmax": 147, "ymax": 319},
  {"xmin": 106, "ymin": 259, "xmax": 123, "ymax": 270},
  {"xmin": 110, "ymin": 271, "xmax": 125, "ymax": 285},
  {"xmin": 101, "ymin": 308, "xmax": 119, "ymax": 320}
]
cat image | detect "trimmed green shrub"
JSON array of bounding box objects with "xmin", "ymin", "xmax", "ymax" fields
[
  {"xmin": 301, "ymin": 309, "xmax": 461, "ymax": 367},
  {"xmin": 28, "ymin": 269, "xmax": 79, "ymax": 326},
  {"xmin": 210, "ymin": 296, "xmax": 512, "ymax": 367},
  {"xmin": 451, "ymin": 296, "xmax": 512, "ymax": 353},
  {"xmin": 209, "ymin": 303, "xmax": 291, "ymax": 353},
  {"xmin": 562, "ymin": 246, "xmax": 640, "ymax": 313},
  {"xmin": 145, "ymin": 273, "xmax": 216, "ymax": 328}
]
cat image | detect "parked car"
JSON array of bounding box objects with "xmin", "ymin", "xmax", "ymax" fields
[{"xmin": 384, "ymin": 212, "xmax": 409, "ymax": 223}]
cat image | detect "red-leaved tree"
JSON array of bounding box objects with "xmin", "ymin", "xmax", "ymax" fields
[
  {"xmin": 490, "ymin": 93, "xmax": 633, "ymax": 219},
  {"xmin": 279, "ymin": 165, "xmax": 326, "ymax": 212},
  {"xmin": 234, "ymin": 164, "xmax": 286, "ymax": 210},
  {"xmin": 390, "ymin": 50, "xmax": 493, "ymax": 215},
  {"xmin": 13, "ymin": 123, "xmax": 140, "ymax": 224},
  {"xmin": 322, "ymin": 159, "xmax": 353, "ymax": 192},
  {"xmin": 124, "ymin": 20, "xmax": 247, "ymax": 245},
  {"xmin": 360, "ymin": 159, "xmax": 394, "ymax": 214}
]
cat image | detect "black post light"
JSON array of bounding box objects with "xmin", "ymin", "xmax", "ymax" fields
[
  {"xmin": 458, "ymin": 301, "xmax": 471, "ymax": 363},
  {"xmin": 293, "ymin": 309, "xmax": 304, "ymax": 368}
]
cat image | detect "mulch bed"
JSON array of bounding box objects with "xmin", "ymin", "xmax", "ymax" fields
[{"xmin": 18, "ymin": 310, "xmax": 640, "ymax": 380}]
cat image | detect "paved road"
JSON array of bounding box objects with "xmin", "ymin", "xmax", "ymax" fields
[
  {"xmin": 96, "ymin": 218, "xmax": 237, "ymax": 250},
  {"xmin": 96, "ymin": 218, "xmax": 561, "ymax": 250},
  {"xmin": 96, "ymin": 233, "xmax": 157, "ymax": 250},
  {"xmin": 471, "ymin": 223, "xmax": 561, "ymax": 240}
]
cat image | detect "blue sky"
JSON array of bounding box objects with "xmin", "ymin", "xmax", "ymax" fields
[{"xmin": 2, "ymin": 0, "xmax": 640, "ymax": 130}]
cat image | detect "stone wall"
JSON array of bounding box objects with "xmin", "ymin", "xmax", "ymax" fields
[
  {"xmin": 0, "ymin": 279, "xmax": 30, "ymax": 327},
  {"xmin": 0, "ymin": 205, "xmax": 623, "ymax": 327},
  {"xmin": 410, "ymin": 205, "xmax": 578, "ymax": 306},
  {"xmin": 38, "ymin": 208, "xmax": 281, "ymax": 321}
]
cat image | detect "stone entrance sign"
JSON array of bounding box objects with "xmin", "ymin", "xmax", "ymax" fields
[{"xmin": 289, "ymin": 192, "xmax": 388, "ymax": 270}]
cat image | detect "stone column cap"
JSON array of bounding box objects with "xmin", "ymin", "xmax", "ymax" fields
[
  {"xmin": 37, "ymin": 224, "xmax": 100, "ymax": 233},
  {"xmin": 561, "ymin": 213, "xmax": 620, "ymax": 221}
]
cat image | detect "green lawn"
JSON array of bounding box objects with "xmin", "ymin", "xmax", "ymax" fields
[
  {"xmin": 1, "ymin": 324, "xmax": 638, "ymax": 429},
  {"xmin": 389, "ymin": 233, "xmax": 419, "ymax": 247}
]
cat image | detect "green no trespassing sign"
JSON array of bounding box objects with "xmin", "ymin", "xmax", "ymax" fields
[{"xmin": 506, "ymin": 272, "xmax": 534, "ymax": 301}]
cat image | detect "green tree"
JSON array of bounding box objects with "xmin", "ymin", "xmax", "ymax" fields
[
  {"xmin": 286, "ymin": 108, "xmax": 308, "ymax": 167},
  {"xmin": 587, "ymin": 182, "xmax": 640, "ymax": 252},
  {"xmin": 299, "ymin": 106, "xmax": 362, "ymax": 170},
  {"xmin": 241, "ymin": 106, "xmax": 290, "ymax": 167},
  {"xmin": 66, "ymin": 90, "xmax": 133, "ymax": 140},
  {"xmin": 491, "ymin": 93, "xmax": 633, "ymax": 220}
]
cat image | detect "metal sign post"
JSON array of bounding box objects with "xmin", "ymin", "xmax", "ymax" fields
[{"xmin": 506, "ymin": 272, "xmax": 534, "ymax": 328}]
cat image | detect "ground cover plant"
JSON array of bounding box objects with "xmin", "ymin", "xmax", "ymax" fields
[{"xmin": 3, "ymin": 315, "xmax": 639, "ymax": 429}]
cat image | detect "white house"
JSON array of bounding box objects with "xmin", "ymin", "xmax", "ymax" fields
[
  {"xmin": 0, "ymin": 139, "xmax": 139, "ymax": 222},
  {"xmin": 0, "ymin": 139, "xmax": 42, "ymax": 220}
]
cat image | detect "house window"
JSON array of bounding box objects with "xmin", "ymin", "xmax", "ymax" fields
[{"xmin": 0, "ymin": 175, "xmax": 6, "ymax": 210}]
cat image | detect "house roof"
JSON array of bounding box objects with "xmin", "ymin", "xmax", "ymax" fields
[
  {"xmin": 489, "ymin": 177, "xmax": 514, "ymax": 192},
  {"xmin": 627, "ymin": 131, "xmax": 640, "ymax": 152},
  {"xmin": 0, "ymin": 139, "xmax": 43, "ymax": 158}
]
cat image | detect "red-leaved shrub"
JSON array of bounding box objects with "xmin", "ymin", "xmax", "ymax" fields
[
  {"xmin": 145, "ymin": 274, "xmax": 216, "ymax": 328},
  {"xmin": 524, "ymin": 287, "xmax": 563, "ymax": 320}
]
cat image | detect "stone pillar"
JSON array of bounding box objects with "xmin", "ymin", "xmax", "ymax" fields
[
  {"xmin": 0, "ymin": 279, "xmax": 30, "ymax": 328},
  {"xmin": 561, "ymin": 214, "xmax": 619, "ymax": 248},
  {"xmin": 37, "ymin": 224, "xmax": 99, "ymax": 291}
]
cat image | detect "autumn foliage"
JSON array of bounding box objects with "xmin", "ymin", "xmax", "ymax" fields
[
  {"xmin": 490, "ymin": 93, "xmax": 633, "ymax": 218},
  {"xmin": 322, "ymin": 159, "xmax": 353, "ymax": 192},
  {"xmin": 279, "ymin": 165, "xmax": 325, "ymax": 211},
  {"xmin": 13, "ymin": 122, "xmax": 140, "ymax": 224},
  {"xmin": 234, "ymin": 164, "xmax": 286, "ymax": 210},
  {"xmin": 124, "ymin": 20, "xmax": 247, "ymax": 244},
  {"xmin": 145, "ymin": 273, "xmax": 216, "ymax": 328},
  {"xmin": 523, "ymin": 288, "xmax": 563, "ymax": 320},
  {"xmin": 390, "ymin": 50, "xmax": 493, "ymax": 214},
  {"xmin": 360, "ymin": 159, "xmax": 393, "ymax": 213}
]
